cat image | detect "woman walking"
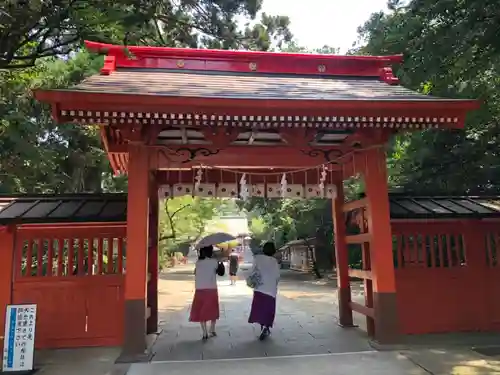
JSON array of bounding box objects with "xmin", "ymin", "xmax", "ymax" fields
[
  {"xmin": 247, "ymin": 242, "xmax": 280, "ymax": 340},
  {"xmin": 190, "ymin": 245, "xmax": 225, "ymax": 340},
  {"xmin": 229, "ymin": 249, "xmax": 239, "ymax": 285}
]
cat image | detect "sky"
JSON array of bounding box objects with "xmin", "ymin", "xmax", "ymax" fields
[{"xmin": 260, "ymin": 0, "xmax": 389, "ymax": 53}]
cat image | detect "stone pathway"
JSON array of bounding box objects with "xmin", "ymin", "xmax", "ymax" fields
[
  {"xmin": 151, "ymin": 265, "xmax": 372, "ymax": 361},
  {"xmin": 29, "ymin": 264, "xmax": 500, "ymax": 374}
]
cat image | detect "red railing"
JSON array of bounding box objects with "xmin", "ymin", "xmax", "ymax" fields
[
  {"xmin": 393, "ymin": 221, "xmax": 500, "ymax": 335},
  {"xmin": 12, "ymin": 223, "xmax": 126, "ymax": 348}
]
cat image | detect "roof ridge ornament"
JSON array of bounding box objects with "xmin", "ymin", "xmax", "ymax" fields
[
  {"xmin": 101, "ymin": 55, "xmax": 116, "ymax": 75},
  {"xmin": 379, "ymin": 67, "xmax": 400, "ymax": 85}
]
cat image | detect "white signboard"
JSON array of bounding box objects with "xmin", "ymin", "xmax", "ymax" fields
[{"xmin": 2, "ymin": 304, "xmax": 37, "ymax": 372}]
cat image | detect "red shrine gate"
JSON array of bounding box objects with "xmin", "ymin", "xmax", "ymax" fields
[{"xmin": 34, "ymin": 41, "xmax": 479, "ymax": 358}]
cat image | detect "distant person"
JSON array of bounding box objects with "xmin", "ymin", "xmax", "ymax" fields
[
  {"xmin": 189, "ymin": 245, "xmax": 225, "ymax": 340},
  {"xmin": 229, "ymin": 249, "xmax": 239, "ymax": 285},
  {"xmin": 247, "ymin": 242, "xmax": 280, "ymax": 340}
]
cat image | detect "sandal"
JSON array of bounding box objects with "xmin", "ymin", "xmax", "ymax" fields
[
  {"xmin": 210, "ymin": 331, "xmax": 217, "ymax": 337},
  {"xmin": 202, "ymin": 334, "xmax": 209, "ymax": 341}
]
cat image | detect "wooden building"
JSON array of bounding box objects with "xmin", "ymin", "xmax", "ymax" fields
[
  {"xmin": 28, "ymin": 40, "xmax": 479, "ymax": 358},
  {"xmin": 278, "ymin": 238, "xmax": 316, "ymax": 271}
]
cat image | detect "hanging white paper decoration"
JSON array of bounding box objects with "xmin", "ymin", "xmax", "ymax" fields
[
  {"xmin": 280, "ymin": 173, "xmax": 288, "ymax": 198},
  {"xmin": 318, "ymin": 165, "xmax": 327, "ymax": 196},
  {"xmin": 194, "ymin": 168, "xmax": 203, "ymax": 192},
  {"xmin": 325, "ymin": 184, "xmax": 337, "ymax": 199},
  {"xmin": 239, "ymin": 173, "xmax": 250, "ymax": 200}
]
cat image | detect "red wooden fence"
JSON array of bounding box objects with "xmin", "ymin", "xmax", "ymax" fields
[
  {"xmin": 393, "ymin": 221, "xmax": 500, "ymax": 335},
  {"xmin": 12, "ymin": 223, "xmax": 126, "ymax": 349}
]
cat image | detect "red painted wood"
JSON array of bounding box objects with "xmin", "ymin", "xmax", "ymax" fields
[
  {"xmin": 147, "ymin": 175, "xmax": 159, "ymax": 334},
  {"xmin": 36, "ymin": 89, "xmax": 479, "ymax": 116},
  {"xmin": 11, "ymin": 225, "xmax": 127, "ymax": 349},
  {"xmin": 157, "ymin": 168, "xmax": 338, "ymax": 185},
  {"xmin": 392, "ymin": 220, "xmax": 500, "ymax": 335},
  {"xmin": 0, "ymin": 226, "xmax": 15, "ymax": 349},
  {"xmin": 84, "ymin": 40, "xmax": 403, "ymax": 77}
]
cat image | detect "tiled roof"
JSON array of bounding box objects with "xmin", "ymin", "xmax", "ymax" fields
[
  {"xmin": 68, "ymin": 69, "xmax": 451, "ymax": 101},
  {"xmin": 389, "ymin": 196, "xmax": 500, "ymax": 219},
  {"xmin": 0, "ymin": 194, "xmax": 127, "ymax": 225},
  {"xmin": 0, "ymin": 193, "xmax": 499, "ymax": 226}
]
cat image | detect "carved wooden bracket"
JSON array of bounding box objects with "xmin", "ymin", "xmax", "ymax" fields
[
  {"xmin": 301, "ymin": 148, "xmax": 344, "ymax": 163},
  {"xmin": 158, "ymin": 147, "xmax": 220, "ymax": 164}
]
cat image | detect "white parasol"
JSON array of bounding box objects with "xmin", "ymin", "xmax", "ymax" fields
[{"xmin": 195, "ymin": 232, "xmax": 237, "ymax": 249}]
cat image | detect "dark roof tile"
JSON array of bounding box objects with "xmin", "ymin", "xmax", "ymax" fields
[
  {"xmin": 66, "ymin": 69, "xmax": 455, "ymax": 102},
  {"xmin": 0, "ymin": 194, "xmax": 126, "ymax": 225}
]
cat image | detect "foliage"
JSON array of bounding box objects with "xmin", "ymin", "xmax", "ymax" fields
[
  {"xmin": 0, "ymin": 0, "xmax": 292, "ymax": 69},
  {"xmin": 239, "ymin": 197, "xmax": 335, "ymax": 270},
  {"xmin": 158, "ymin": 196, "xmax": 227, "ymax": 262},
  {"xmin": 0, "ymin": 0, "xmax": 293, "ymax": 194},
  {"xmin": 0, "ymin": 51, "xmax": 122, "ymax": 193},
  {"xmin": 353, "ymin": 0, "xmax": 500, "ymax": 194}
]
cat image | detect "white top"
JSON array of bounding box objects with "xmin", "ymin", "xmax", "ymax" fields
[
  {"xmin": 253, "ymin": 254, "xmax": 280, "ymax": 298},
  {"xmin": 195, "ymin": 258, "xmax": 219, "ymax": 290}
]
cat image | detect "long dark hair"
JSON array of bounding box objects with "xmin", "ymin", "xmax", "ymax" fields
[
  {"xmin": 199, "ymin": 245, "xmax": 214, "ymax": 260},
  {"xmin": 262, "ymin": 242, "xmax": 276, "ymax": 257}
]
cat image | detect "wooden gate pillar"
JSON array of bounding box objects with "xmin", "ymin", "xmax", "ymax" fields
[
  {"xmin": 362, "ymin": 147, "xmax": 399, "ymax": 344},
  {"xmin": 332, "ymin": 176, "xmax": 354, "ymax": 326},
  {"xmin": 122, "ymin": 143, "xmax": 150, "ymax": 359},
  {"xmin": 147, "ymin": 172, "xmax": 159, "ymax": 334},
  {"xmin": 0, "ymin": 226, "xmax": 15, "ymax": 349}
]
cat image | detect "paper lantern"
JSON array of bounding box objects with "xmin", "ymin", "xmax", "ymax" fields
[
  {"xmin": 305, "ymin": 185, "xmax": 324, "ymax": 199},
  {"xmin": 172, "ymin": 183, "xmax": 193, "ymax": 197},
  {"xmin": 287, "ymin": 184, "xmax": 305, "ymax": 199},
  {"xmin": 194, "ymin": 183, "xmax": 216, "ymax": 198},
  {"xmin": 266, "ymin": 183, "xmax": 281, "ymax": 198},
  {"xmin": 217, "ymin": 183, "xmax": 238, "ymax": 198},
  {"xmin": 158, "ymin": 185, "xmax": 172, "ymax": 199},
  {"xmin": 325, "ymin": 184, "xmax": 338, "ymax": 199},
  {"xmin": 252, "ymin": 184, "xmax": 265, "ymax": 197}
]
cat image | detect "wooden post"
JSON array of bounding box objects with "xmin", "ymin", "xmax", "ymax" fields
[
  {"xmin": 462, "ymin": 222, "xmax": 488, "ymax": 331},
  {"xmin": 362, "ymin": 147, "xmax": 399, "ymax": 343},
  {"xmin": 332, "ymin": 177, "xmax": 354, "ymax": 327},
  {"xmin": 147, "ymin": 172, "xmax": 159, "ymax": 334},
  {"xmin": 122, "ymin": 143, "xmax": 150, "ymax": 359},
  {"xmin": 0, "ymin": 226, "xmax": 15, "ymax": 350}
]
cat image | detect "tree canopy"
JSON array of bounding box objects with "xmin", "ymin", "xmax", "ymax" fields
[
  {"xmin": 0, "ymin": 0, "xmax": 292, "ymax": 69},
  {"xmin": 354, "ymin": 0, "xmax": 500, "ymax": 194}
]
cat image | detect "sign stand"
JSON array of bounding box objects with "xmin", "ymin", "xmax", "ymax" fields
[{"xmin": 2, "ymin": 305, "xmax": 37, "ymax": 374}]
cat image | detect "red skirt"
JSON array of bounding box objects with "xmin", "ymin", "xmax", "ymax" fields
[{"xmin": 189, "ymin": 289, "xmax": 220, "ymax": 322}]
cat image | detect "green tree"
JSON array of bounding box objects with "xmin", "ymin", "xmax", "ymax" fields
[
  {"xmin": 1, "ymin": 0, "xmax": 293, "ymax": 69},
  {"xmin": 353, "ymin": 0, "xmax": 500, "ymax": 194},
  {"xmin": 0, "ymin": 51, "xmax": 117, "ymax": 193},
  {"xmin": 158, "ymin": 197, "xmax": 228, "ymax": 264},
  {"xmin": 1, "ymin": 1, "xmax": 294, "ymax": 193}
]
